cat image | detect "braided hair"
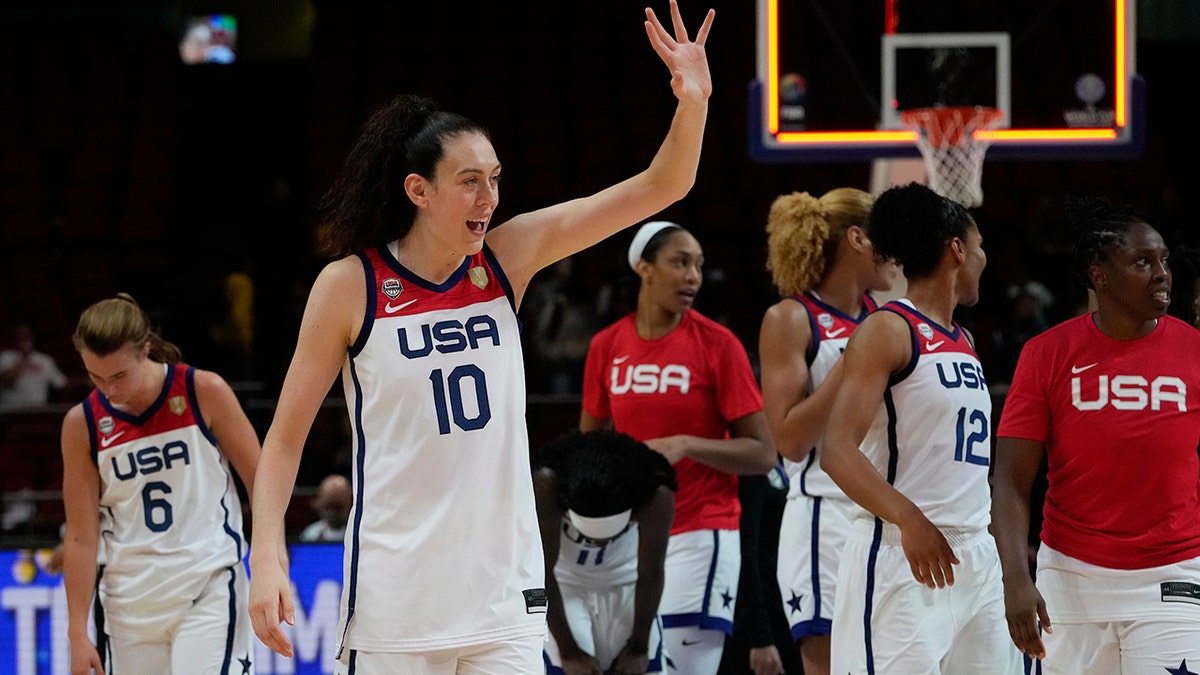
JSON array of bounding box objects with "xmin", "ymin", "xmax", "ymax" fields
[
  {"xmin": 535, "ymin": 429, "xmax": 677, "ymax": 518},
  {"xmin": 1060, "ymin": 195, "xmax": 1149, "ymax": 290}
]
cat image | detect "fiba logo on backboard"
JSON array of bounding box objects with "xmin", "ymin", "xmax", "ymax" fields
[
  {"xmin": 1063, "ymin": 73, "xmax": 1115, "ymax": 128},
  {"xmin": 779, "ymin": 72, "xmax": 807, "ymax": 127}
]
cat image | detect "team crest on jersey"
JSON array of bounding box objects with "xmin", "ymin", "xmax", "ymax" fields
[
  {"xmin": 168, "ymin": 396, "xmax": 187, "ymax": 415},
  {"xmin": 98, "ymin": 416, "xmax": 115, "ymax": 435},
  {"xmin": 468, "ymin": 266, "xmax": 488, "ymax": 289},
  {"xmin": 917, "ymin": 322, "xmax": 935, "ymax": 340},
  {"xmin": 381, "ymin": 277, "xmax": 403, "ymax": 299},
  {"xmin": 817, "ymin": 313, "xmax": 834, "ymax": 329}
]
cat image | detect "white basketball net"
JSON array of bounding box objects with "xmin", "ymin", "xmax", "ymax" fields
[{"xmin": 900, "ymin": 107, "xmax": 1004, "ymax": 208}]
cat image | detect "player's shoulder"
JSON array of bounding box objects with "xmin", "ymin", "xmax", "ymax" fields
[
  {"xmin": 1022, "ymin": 313, "xmax": 1091, "ymax": 350},
  {"xmin": 685, "ymin": 309, "xmax": 739, "ymax": 339},
  {"xmin": 762, "ymin": 295, "xmax": 812, "ymax": 325}
]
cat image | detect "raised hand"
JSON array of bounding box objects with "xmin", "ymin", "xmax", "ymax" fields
[{"xmin": 644, "ymin": 1, "xmax": 715, "ymax": 103}]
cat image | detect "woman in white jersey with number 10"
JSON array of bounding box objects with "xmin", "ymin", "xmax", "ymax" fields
[
  {"xmin": 821, "ymin": 182, "xmax": 1022, "ymax": 674},
  {"xmin": 757, "ymin": 188, "xmax": 896, "ymax": 675},
  {"xmin": 61, "ymin": 293, "xmax": 264, "ymax": 675},
  {"xmin": 246, "ymin": 3, "xmax": 715, "ymax": 673}
]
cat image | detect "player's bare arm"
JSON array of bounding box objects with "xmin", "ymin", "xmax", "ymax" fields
[
  {"xmin": 534, "ymin": 468, "xmax": 604, "ymax": 675},
  {"xmin": 616, "ymin": 485, "xmax": 674, "ymax": 675},
  {"xmin": 486, "ymin": 1, "xmax": 714, "ymax": 300},
  {"xmin": 759, "ymin": 300, "xmax": 821, "ymax": 461},
  {"xmin": 647, "ymin": 411, "xmax": 776, "ymax": 473},
  {"xmin": 61, "ymin": 405, "xmax": 106, "ymax": 675},
  {"xmin": 192, "ymin": 369, "xmax": 262, "ymax": 500},
  {"xmin": 248, "ymin": 257, "xmax": 363, "ymax": 657},
  {"xmin": 822, "ymin": 310, "xmax": 960, "ymax": 589},
  {"xmin": 992, "ymin": 436, "xmax": 1053, "ymax": 659},
  {"xmin": 579, "ymin": 410, "xmax": 613, "ymax": 433}
]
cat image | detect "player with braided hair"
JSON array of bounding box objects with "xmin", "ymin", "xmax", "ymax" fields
[
  {"xmin": 994, "ymin": 195, "xmax": 1200, "ymax": 673},
  {"xmin": 535, "ymin": 429, "xmax": 678, "ymax": 675}
]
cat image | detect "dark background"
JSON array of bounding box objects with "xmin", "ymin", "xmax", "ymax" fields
[{"xmin": 0, "ymin": 0, "xmax": 1197, "ymax": 527}]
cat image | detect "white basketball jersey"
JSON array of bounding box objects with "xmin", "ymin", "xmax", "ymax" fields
[
  {"xmin": 783, "ymin": 292, "xmax": 877, "ymax": 500},
  {"xmin": 856, "ymin": 300, "xmax": 992, "ymax": 531},
  {"xmin": 337, "ymin": 243, "xmax": 544, "ymax": 653},
  {"xmin": 84, "ymin": 363, "xmax": 246, "ymax": 638},
  {"xmin": 554, "ymin": 519, "xmax": 639, "ymax": 588}
]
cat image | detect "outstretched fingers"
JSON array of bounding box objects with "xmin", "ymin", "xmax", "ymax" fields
[
  {"xmin": 667, "ymin": 0, "xmax": 689, "ymax": 43},
  {"xmin": 645, "ymin": 1, "xmax": 715, "ymax": 47}
]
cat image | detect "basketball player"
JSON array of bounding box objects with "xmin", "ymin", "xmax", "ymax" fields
[
  {"xmin": 61, "ymin": 294, "xmax": 262, "ymax": 674},
  {"xmin": 993, "ymin": 196, "xmax": 1200, "ymax": 674},
  {"xmin": 247, "ymin": 4, "xmax": 716, "ymax": 673},
  {"xmin": 821, "ymin": 183, "xmax": 1022, "ymax": 674},
  {"xmin": 535, "ymin": 429, "xmax": 677, "ymax": 675},
  {"xmin": 757, "ymin": 188, "xmax": 897, "ymax": 675},
  {"xmin": 580, "ymin": 221, "xmax": 776, "ymax": 675}
]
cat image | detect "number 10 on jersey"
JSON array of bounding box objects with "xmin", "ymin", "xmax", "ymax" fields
[{"xmin": 429, "ymin": 365, "xmax": 492, "ymax": 434}]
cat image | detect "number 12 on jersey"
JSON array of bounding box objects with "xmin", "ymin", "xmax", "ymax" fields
[{"xmin": 954, "ymin": 407, "xmax": 989, "ymax": 466}]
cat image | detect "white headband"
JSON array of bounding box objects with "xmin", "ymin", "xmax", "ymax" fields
[
  {"xmin": 567, "ymin": 508, "xmax": 632, "ymax": 540},
  {"xmin": 627, "ymin": 221, "xmax": 681, "ymax": 271}
]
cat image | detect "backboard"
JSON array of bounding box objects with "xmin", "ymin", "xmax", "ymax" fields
[{"xmin": 750, "ymin": 0, "xmax": 1144, "ymax": 162}]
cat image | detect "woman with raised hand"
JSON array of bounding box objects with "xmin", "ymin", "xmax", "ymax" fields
[{"xmin": 247, "ymin": 3, "xmax": 715, "ymax": 673}]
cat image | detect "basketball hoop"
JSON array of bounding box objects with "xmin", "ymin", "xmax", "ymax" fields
[{"xmin": 899, "ymin": 106, "xmax": 1004, "ymax": 208}]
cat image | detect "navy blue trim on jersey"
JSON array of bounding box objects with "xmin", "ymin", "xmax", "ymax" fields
[
  {"xmin": 809, "ymin": 497, "xmax": 824, "ymax": 620},
  {"xmin": 378, "ymin": 243, "xmax": 472, "ymax": 293},
  {"xmin": 796, "ymin": 291, "xmax": 878, "ymax": 366},
  {"xmin": 481, "ymin": 243, "xmax": 517, "ymax": 314},
  {"xmin": 219, "ymin": 487, "xmax": 244, "ymax": 560},
  {"xmin": 858, "ymin": 388, "xmax": 905, "ymax": 673},
  {"xmin": 788, "ymin": 295, "xmax": 822, "ymax": 365},
  {"xmin": 220, "ymin": 565, "xmax": 237, "ymax": 675},
  {"xmin": 804, "ymin": 291, "xmax": 876, "ymax": 323},
  {"xmin": 82, "ymin": 399, "xmax": 99, "ymax": 464},
  {"xmin": 863, "ymin": 517, "xmax": 885, "ymax": 675},
  {"xmin": 660, "ymin": 530, "xmax": 735, "ymax": 634},
  {"xmin": 885, "ymin": 301, "xmax": 962, "ymax": 340},
  {"xmin": 348, "ymin": 251, "xmax": 376, "ymax": 359},
  {"xmin": 185, "ymin": 366, "xmax": 219, "ymax": 446},
  {"xmin": 97, "ymin": 362, "xmax": 174, "ymax": 424},
  {"xmin": 337, "ymin": 358, "xmax": 369, "ymax": 659},
  {"xmin": 878, "ymin": 306, "xmax": 920, "ymax": 387},
  {"xmin": 883, "ymin": 390, "xmax": 901, "ymax": 486},
  {"xmin": 798, "ymin": 449, "xmax": 817, "ymax": 496}
]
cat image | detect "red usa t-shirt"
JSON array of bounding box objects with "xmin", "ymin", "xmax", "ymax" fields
[
  {"xmin": 582, "ymin": 310, "xmax": 764, "ymax": 534},
  {"xmin": 997, "ymin": 313, "xmax": 1200, "ymax": 569}
]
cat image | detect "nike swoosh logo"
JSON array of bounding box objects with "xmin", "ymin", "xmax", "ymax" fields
[
  {"xmin": 100, "ymin": 431, "xmax": 126, "ymax": 448},
  {"xmin": 1071, "ymin": 363, "xmax": 1098, "ymax": 374},
  {"xmin": 824, "ymin": 327, "xmax": 846, "ymax": 338},
  {"xmin": 681, "ymin": 639, "xmax": 702, "ymax": 646},
  {"xmin": 925, "ymin": 340, "xmax": 944, "ymax": 351},
  {"xmin": 612, "ymin": 355, "xmax": 630, "ymax": 365},
  {"xmin": 384, "ymin": 299, "xmax": 418, "ymax": 314}
]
